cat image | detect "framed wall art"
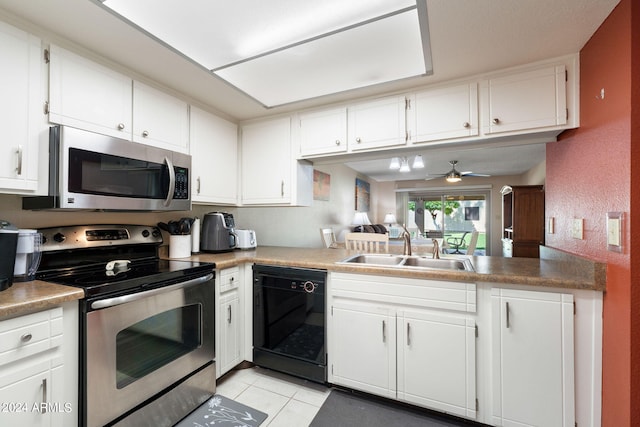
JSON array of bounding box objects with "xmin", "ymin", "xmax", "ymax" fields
[{"xmin": 355, "ymin": 178, "xmax": 370, "ymax": 212}]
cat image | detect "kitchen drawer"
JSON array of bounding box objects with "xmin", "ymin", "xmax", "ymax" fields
[
  {"xmin": 0, "ymin": 307, "xmax": 63, "ymax": 366},
  {"xmin": 330, "ymin": 272, "xmax": 476, "ymax": 313},
  {"xmin": 219, "ymin": 267, "xmax": 240, "ymax": 293}
]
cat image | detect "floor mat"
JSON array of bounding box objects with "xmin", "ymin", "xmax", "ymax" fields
[
  {"xmin": 175, "ymin": 394, "xmax": 268, "ymax": 427},
  {"xmin": 310, "ymin": 389, "xmax": 475, "ymax": 427}
]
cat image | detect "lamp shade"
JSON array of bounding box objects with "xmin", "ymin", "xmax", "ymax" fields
[
  {"xmin": 383, "ymin": 213, "xmax": 397, "ymax": 225},
  {"xmin": 352, "ymin": 212, "xmax": 371, "ymax": 226}
]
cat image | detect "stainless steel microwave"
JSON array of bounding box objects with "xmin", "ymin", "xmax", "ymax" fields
[{"xmin": 23, "ymin": 126, "xmax": 191, "ymax": 211}]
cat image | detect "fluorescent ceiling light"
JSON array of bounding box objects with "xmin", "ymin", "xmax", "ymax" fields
[{"xmin": 99, "ymin": 0, "xmax": 432, "ymax": 107}]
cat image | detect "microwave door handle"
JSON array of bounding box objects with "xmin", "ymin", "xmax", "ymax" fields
[{"xmin": 163, "ymin": 156, "xmax": 176, "ymax": 207}]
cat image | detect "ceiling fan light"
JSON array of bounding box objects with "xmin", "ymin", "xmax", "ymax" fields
[
  {"xmin": 389, "ymin": 157, "xmax": 401, "ymax": 170},
  {"xmin": 445, "ymin": 172, "xmax": 462, "ymax": 183},
  {"xmin": 399, "ymin": 158, "xmax": 411, "ymax": 173},
  {"xmin": 412, "ymin": 155, "xmax": 424, "ymax": 169}
]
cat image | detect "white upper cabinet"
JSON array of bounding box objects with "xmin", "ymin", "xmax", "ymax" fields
[
  {"xmin": 483, "ymin": 64, "xmax": 568, "ymax": 135},
  {"xmin": 413, "ymin": 83, "xmax": 479, "ymax": 143},
  {"xmin": 241, "ymin": 116, "xmax": 312, "ymax": 206},
  {"xmin": 49, "ymin": 45, "xmax": 132, "ymax": 139},
  {"xmin": 0, "ymin": 21, "xmax": 44, "ymax": 193},
  {"xmin": 132, "ymin": 81, "xmax": 189, "ymax": 153},
  {"xmin": 347, "ymin": 95, "xmax": 410, "ymax": 151},
  {"xmin": 189, "ymin": 106, "xmax": 238, "ymax": 205},
  {"xmin": 298, "ymin": 107, "xmax": 348, "ymax": 157}
]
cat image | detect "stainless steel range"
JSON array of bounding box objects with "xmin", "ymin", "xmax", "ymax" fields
[{"xmin": 36, "ymin": 224, "xmax": 215, "ymax": 427}]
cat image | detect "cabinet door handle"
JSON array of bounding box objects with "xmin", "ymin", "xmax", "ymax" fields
[
  {"xmin": 117, "ymin": 123, "xmax": 125, "ymax": 130},
  {"xmin": 41, "ymin": 378, "xmax": 47, "ymax": 413},
  {"xmin": 505, "ymin": 302, "xmax": 510, "ymax": 328},
  {"xmin": 463, "ymin": 122, "xmax": 470, "ymax": 128},
  {"xmin": 356, "ymin": 137, "xmax": 362, "ymax": 143},
  {"xmin": 407, "ymin": 322, "xmax": 411, "ymax": 346},
  {"xmin": 382, "ymin": 320, "xmax": 386, "ymax": 342},
  {"xmin": 197, "ymin": 176, "xmax": 201, "ymax": 195},
  {"xmin": 142, "ymin": 130, "xmax": 149, "ymax": 137},
  {"xmin": 16, "ymin": 145, "xmax": 23, "ymax": 175},
  {"xmin": 335, "ymin": 140, "xmax": 341, "ymax": 146},
  {"xmin": 227, "ymin": 305, "xmax": 232, "ymax": 324},
  {"xmin": 492, "ymin": 118, "xmax": 500, "ymax": 125},
  {"xmin": 281, "ymin": 180, "xmax": 284, "ymax": 197},
  {"xmin": 20, "ymin": 333, "xmax": 32, "ymax": 342}
]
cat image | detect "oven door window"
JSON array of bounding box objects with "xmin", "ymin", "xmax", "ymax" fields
[{"xmin": 115, "ymin": 303, "xmax": 201, "ymax": 389}]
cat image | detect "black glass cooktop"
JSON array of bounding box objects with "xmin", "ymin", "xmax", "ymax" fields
[{"xmin": 38, "ymin": 258, "xmax": 215, "ymax": 298}]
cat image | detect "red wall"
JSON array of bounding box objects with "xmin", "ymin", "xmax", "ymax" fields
[{"xmin": 546, "ymin": 0, "xmax": 640, "ymax": 424}]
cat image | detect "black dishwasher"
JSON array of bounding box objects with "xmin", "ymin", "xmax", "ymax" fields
[{"xmin": 253, "ymin": 264, "xmax": 327, "ymax": 383}]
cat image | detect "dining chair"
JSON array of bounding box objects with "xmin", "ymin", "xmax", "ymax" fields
[
  {"xmin": 344, "ymin": 232, "xmax": 389, "ymax": 253},
  {"xmin": 320, "ymin": 228, "xmax": 337, "ymax": 248},
  {"xmin": 447, "ymin": 231, "xmax": 479, "ymax": 255},
  {"xmin": 446, "ymin": 231, "xmax": 469, "ymax": 254},
  {"xmin": 464, "ymin": 231, "xmax": 480, "ymax": 255}
]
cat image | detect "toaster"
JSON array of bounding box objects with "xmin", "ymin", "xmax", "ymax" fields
[{"xmin": 236, "ymin": 229, "xmax": 257, "ymax": 250}]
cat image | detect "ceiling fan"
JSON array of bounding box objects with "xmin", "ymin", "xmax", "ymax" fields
[{"xmin": 425, "ymin": 160, "xmax": 491, "ymax": 182}]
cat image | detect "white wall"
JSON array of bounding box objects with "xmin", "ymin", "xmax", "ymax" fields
[{"xmin": 233, "ymin": 163, "xmax": 377, "ymax": 248}]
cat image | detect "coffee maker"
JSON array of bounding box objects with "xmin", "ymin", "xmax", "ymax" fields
[
  {"xmin": 13, "ymin": 229, "xmax": 43, "ymax": 282},
  {"xmin": 200, "ymin": 212, "xmax": 237, "ymax": 252},
  {"xmin": 0, "ymin": 220, "xmax": 19, "ymax": 291}
]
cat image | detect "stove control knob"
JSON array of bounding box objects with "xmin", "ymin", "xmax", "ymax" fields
[
  {"xmin": 53, "ymin": 232, "xmax": 65, "ymax": 243},
  {"xmin": 142, "ymin": 229, "xmax": 150, "ymax": 238}
]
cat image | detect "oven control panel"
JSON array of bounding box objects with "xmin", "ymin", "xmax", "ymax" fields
[{"xmin": 38, "ymin": 224, "xmax": 163, "ymax": 252}]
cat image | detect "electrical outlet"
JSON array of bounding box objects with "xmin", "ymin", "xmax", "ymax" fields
[{"xmin": 572, "ymin": 218, "xmax": 584, "ymax": 239}]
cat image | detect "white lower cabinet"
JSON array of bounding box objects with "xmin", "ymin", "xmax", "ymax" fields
[
  {"xmin": 331, "ymin": 302, "xmax": 396, "ymax": 399},
  {"xmin": 328, "ymin": 272, "xmax": 478, "ymax": 420},
  {"xmin": 216, "ymin": 267, "xmax": 243, "ymax": 378},
  {"xmin": 0, "ymin": 304, "xmax": 77, "ymax": 427},
  {"xmin": 397, "ymin": 310, "xmax": 477, "ymax": 419},
  {"xmin": 491, "ymin": 288, "xmax": 575, "ymax": 427}
]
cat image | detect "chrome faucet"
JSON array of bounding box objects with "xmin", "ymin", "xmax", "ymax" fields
[
  {"xmin": 432, "ymin": 239, "xmax": 440, "ymax": 259},
  {"xmin": 401, "ymin": 224, "xmax": 412, "ymax": 256}
]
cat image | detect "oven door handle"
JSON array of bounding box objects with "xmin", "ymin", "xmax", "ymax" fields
[{"xmin": 91, "ymin": 273, "xmax": 213, "ymax": 310}]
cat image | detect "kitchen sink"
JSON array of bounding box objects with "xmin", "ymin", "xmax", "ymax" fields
[
  {"xmin": 342, "ymin": 254, "xmax": 405, "ymax": 266},
  {"xmin": 338, "ymin": 254, "xmax": 474, "ymax": 271}
]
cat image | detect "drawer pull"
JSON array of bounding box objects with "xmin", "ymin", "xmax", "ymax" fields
[
  {"xmin": 41, "ymin": 378, "xmax": 47, "ymax": 413},
  {"xmin": 21, "ymin": 333, "xmax": 33, "ymax": 342},
  {"xmin": 505, "ymin": 302, "xmax": 510, "ymax": 328}
]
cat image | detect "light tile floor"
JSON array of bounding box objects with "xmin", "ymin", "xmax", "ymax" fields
[{"xmin": 215, "ymin": 366, "xmax": 331, "ymax": 427}]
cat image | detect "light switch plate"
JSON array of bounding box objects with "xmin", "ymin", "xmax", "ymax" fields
[
  {"xmin": 607, "ymin": 212, "xmax": 623, "ymax": 252},
  {"xmin": 572, "ymin": 218, "xmax": 584, "ymax": 239}
]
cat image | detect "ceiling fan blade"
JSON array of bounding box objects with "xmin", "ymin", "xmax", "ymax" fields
[
  {"xmin": 462, "ymin": 172, "xmax": 491, "ymax": 177},
  {"xmin": 424, "ymin": 174, "xmax": 444, "ymax": 181}
]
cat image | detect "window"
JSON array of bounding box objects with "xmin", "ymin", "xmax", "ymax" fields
[{"xmin": 401, "ymin": 189, "xmax": 490, "ymax": 255}]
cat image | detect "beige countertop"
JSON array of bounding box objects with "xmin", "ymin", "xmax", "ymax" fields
[{"xmin": 0, "ymin": 245, "xmax": 605, "ymax": 319}]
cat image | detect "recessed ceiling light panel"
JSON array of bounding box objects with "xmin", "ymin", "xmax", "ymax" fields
[{"xmin": 99, "ymin": 0, "xmax": 432, "ymax": 107}]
